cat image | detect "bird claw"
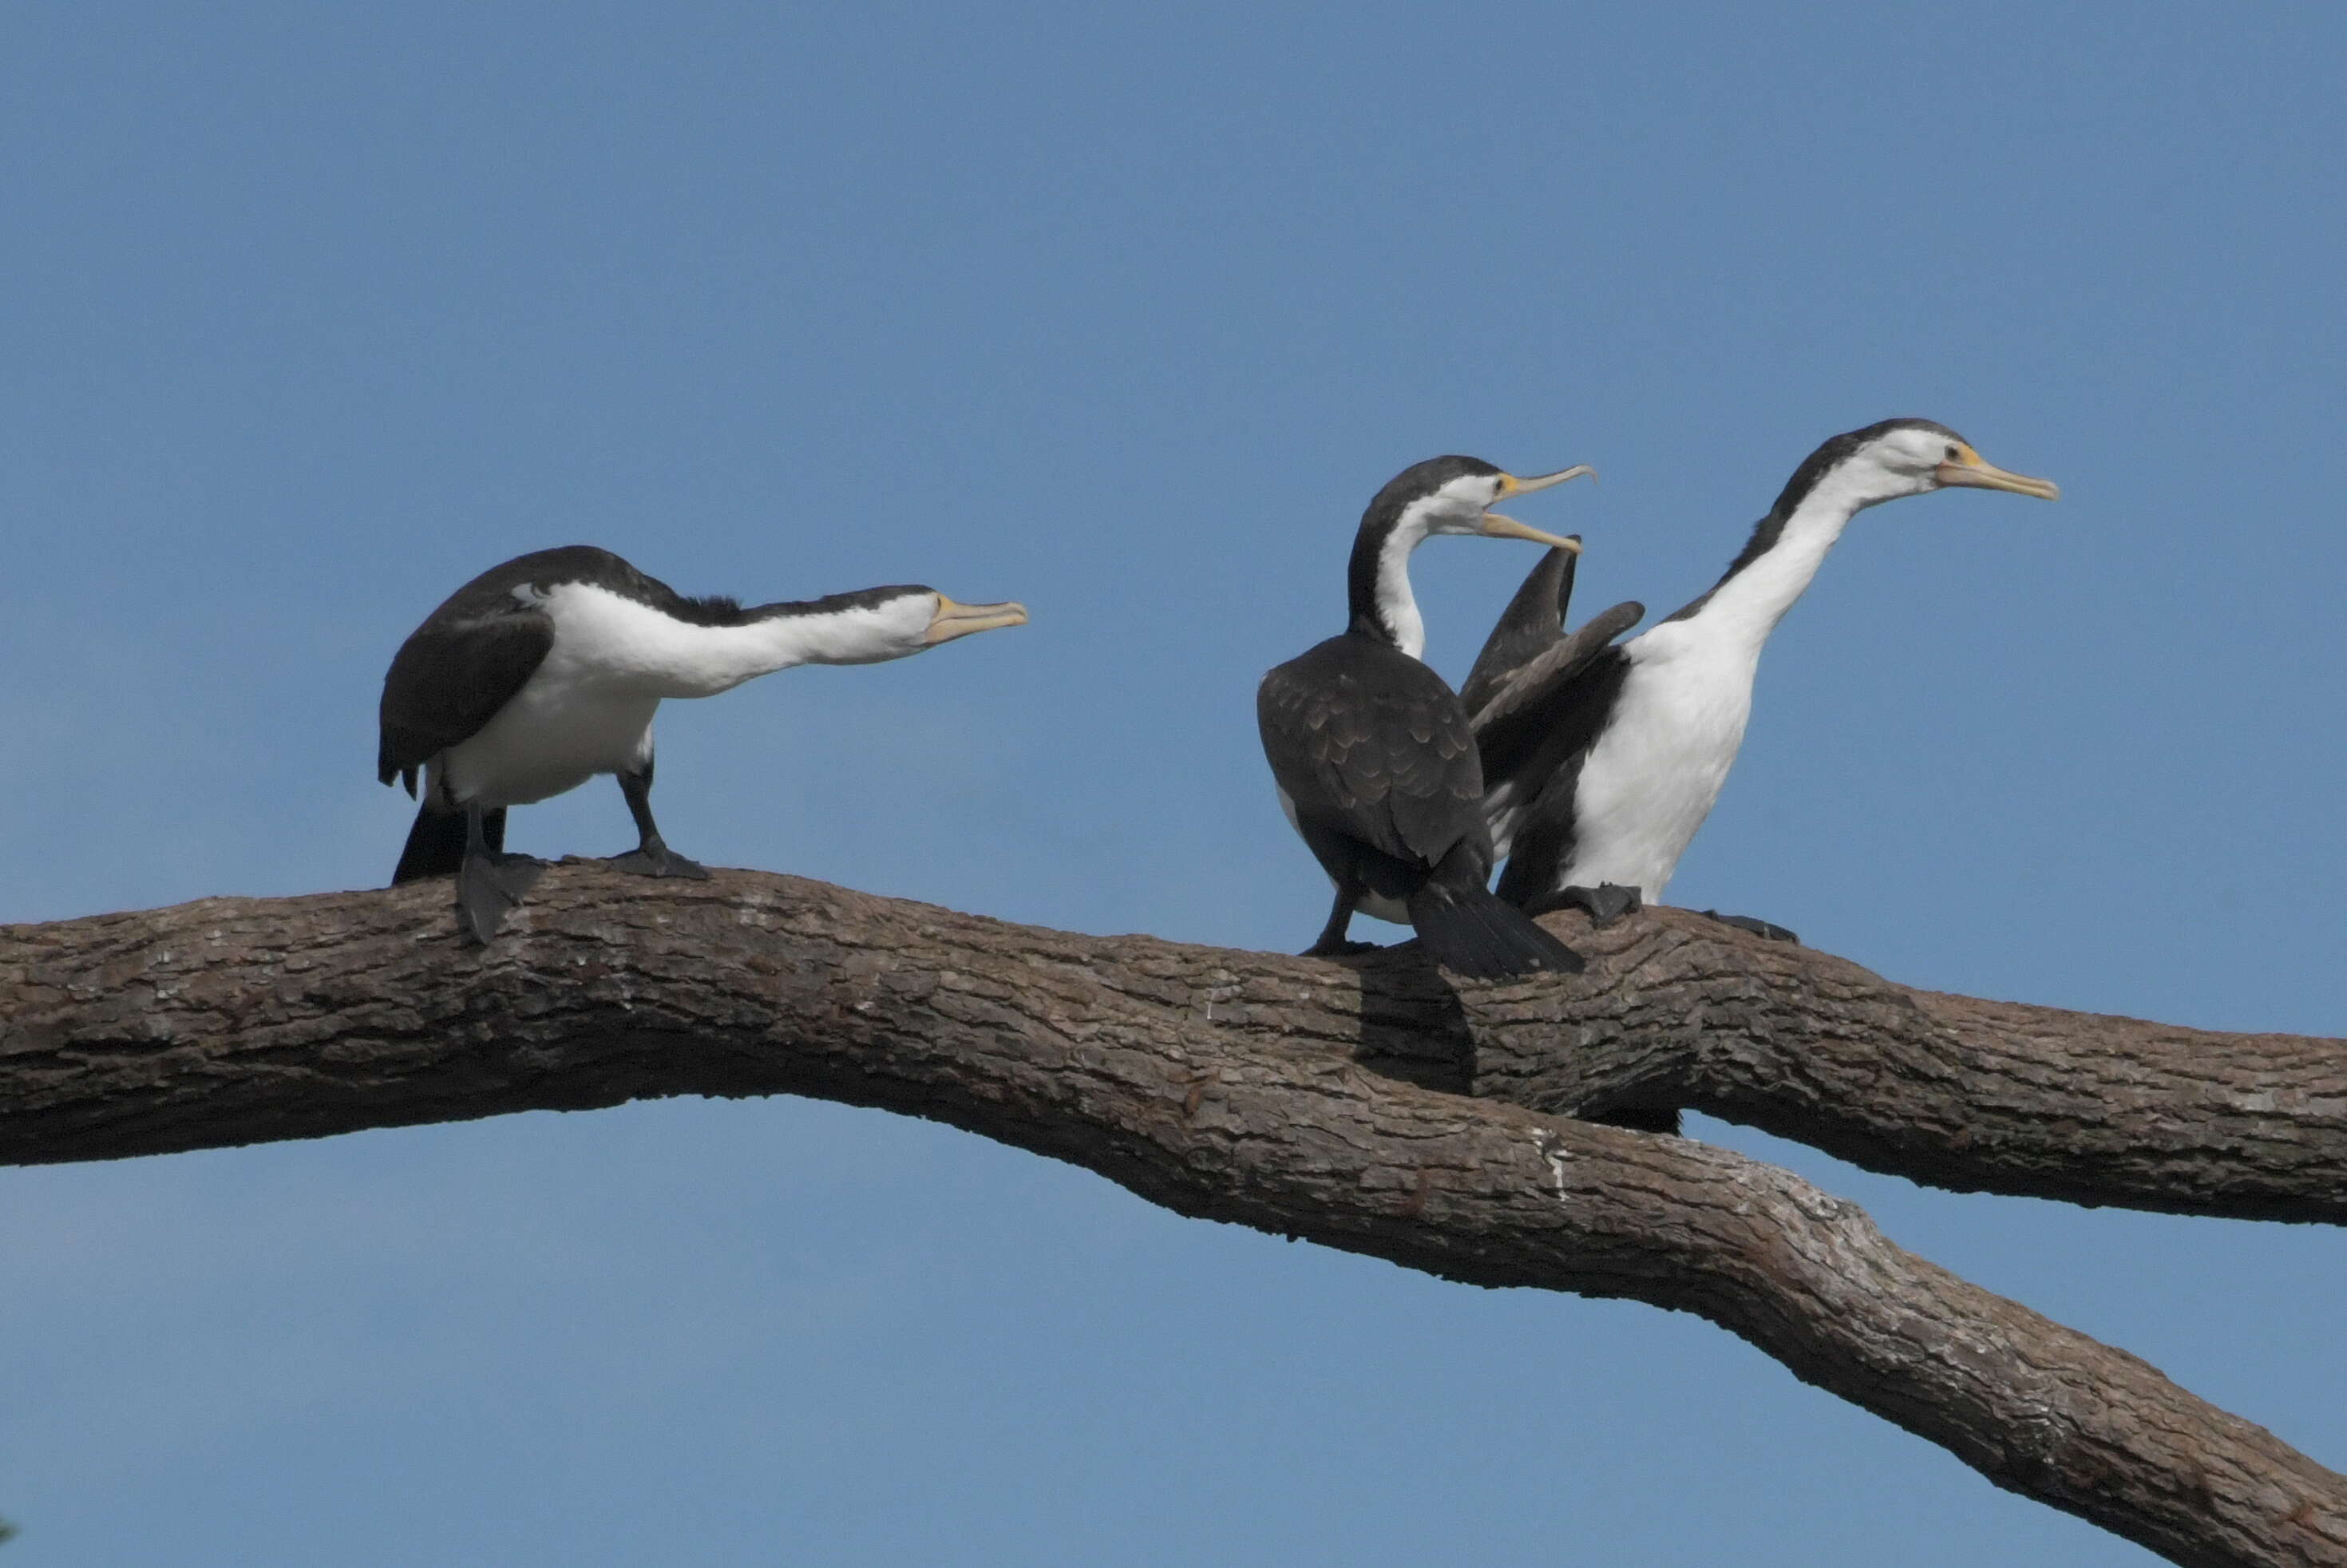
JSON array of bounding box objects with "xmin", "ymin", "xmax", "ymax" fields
[
  {"xmin": 1300, "ymin": 939, "xmax": 1381, "ymax": 958},
  {"xmin": 604, "ymin": 846, "xmax": 711, "ymax": 881},
  {"xmin": 456, "ymin": 853, "xmax": 549, "ymax": 944},
  {"xmin": 1702, "ymin": 911, "xmax": 1800, "ymax": 944},
  {"xmin": 1542, "ymin": 883, "xmax": 1643, "ymax": 927}
]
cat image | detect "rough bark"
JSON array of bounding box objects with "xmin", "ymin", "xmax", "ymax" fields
[
  {"xmin": 1472, "ymin": 913, "xmax": 2347, "ymax": 1223},
  {"xmin": 1, "ymin": 866, "xmax": 2342, "ymax": 1567}
]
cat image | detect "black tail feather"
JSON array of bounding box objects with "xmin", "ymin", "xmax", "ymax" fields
[
  {"xmin": 1407, "ymin": 881, "xmax": 1584, "ymax": 978},
  {"xmin": 392, "ymin": 805, "xmax": 504, "ymax": 885}
]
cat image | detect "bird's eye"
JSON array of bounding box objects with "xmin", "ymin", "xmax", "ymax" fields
[{"xmin": 1944, "ymin": 444, "xmax": 1961, "ymax": 461}]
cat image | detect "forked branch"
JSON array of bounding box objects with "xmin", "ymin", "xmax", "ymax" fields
[{"xmin": 1, "ymin": 869, "xmax": 2341, "ymax": 1566}]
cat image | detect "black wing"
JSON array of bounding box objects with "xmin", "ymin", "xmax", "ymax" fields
[
  {"xmin": 371, "ymin": 548, "xmax": 627, "ymax": 791},
  {"xmin": 1467, "ymin": 562, "xmax": 1643, "ymax": 901},
  {"xmin": 1257, "ymin": 635, "xmax": 1488, "ymax": 874},
  {"xmin": 1478, "ymin": 632, "xmax": 1637, "ymax": 906},
  {"xmin": 1469, "ymin": 599, "xmax": 1645, "ymax": 771},
  {"xmin": 1458, "ymin": 543, "xmax": 1579, "ymax": 719}
]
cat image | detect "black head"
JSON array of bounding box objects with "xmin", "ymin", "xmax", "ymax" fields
[{"xmin": 1362, "ymin": 455, "xmax": 1507, "ymax": 531}]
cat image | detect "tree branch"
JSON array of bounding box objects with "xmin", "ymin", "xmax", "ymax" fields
[
  {"xmin": 1471, "ymin": 913, "xmax": 2347, "ymax": 1223},
  {"xmin": 2, "ymin": 869, "xmax": 2341, "ymax": 1567}
]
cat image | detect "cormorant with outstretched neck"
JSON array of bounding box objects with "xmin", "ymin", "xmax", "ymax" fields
[
  {"xmin": 1257, "ymin": 457, "xmax": 1592, "ymax": 977},
  {"xmin": 1466, "ymin": 419, "xmax": 2058, "ymax": 933},
  {"xmin": 379, "ymin": 545, "xmax": 1027, "ymax": 943}
]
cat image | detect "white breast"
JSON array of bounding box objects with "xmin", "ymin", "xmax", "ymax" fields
[
  {"xmin": 1557, "ymin": 620, "xmax": 1761, "ymax": 901},
  {"xmin": 1535, "ymin": 478, "xmax": 1858, "ymax": 904},
  {"xmin": 435, "ymin": 584, "xmax": 738, "ymax": 809},
  {"xmin": 438, "ymin": 672, "xmax": 661, "ymax": 809}
]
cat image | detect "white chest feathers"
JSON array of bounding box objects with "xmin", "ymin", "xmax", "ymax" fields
[
  {"xmin": 1559, "ymin": 621, "xmax": 1763, "ymax": 901},
  {"xmin": 436, "ymin": 583, "xmax": 785, "ymax": 809}
]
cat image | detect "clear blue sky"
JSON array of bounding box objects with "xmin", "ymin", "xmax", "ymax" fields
[{"xmin": 4, "ymin": 3, "xmax": 2343, "ymax": 1562}]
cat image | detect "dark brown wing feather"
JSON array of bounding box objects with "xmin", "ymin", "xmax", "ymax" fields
[
  {"xmin": 1257, "ymin": 634, "xmax": 1488, "ymax": 872},
  {"xmin": 377, "ymin": 613, "xmax": 553, "ymax": 792},
  {"xmin": 371, "ymin": 550, "xmax": 628, "ymax": 791},
  {"xmin": 1459, "ymin": 544, "xmax": 1579, "ymax": 718},
  {"xmin": 1466, "ymin": 559, "xmax": 1645, "ymax": 904},
  {"xmin": 1470, "ymin": 600, "xmax": 1645, "ymax": 749}
]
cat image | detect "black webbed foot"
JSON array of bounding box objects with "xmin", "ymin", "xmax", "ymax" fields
[
  {"xmin": 456, "ymin": 851, "xmax": 549, "ymax": 945},
  {"xmin": 1703, "ymin": 911, "xmax": 1800, "ymax": 944},
  {"xmin": 1301, "ymin": 938, "xmax": 1382, "ymax": 958},
  {"xmin": 1539, "ymin": 882, "xmax": 1643, "ymax": 927},
  {"xmin": 604, "ymin": 843, "xmax": 711, "ymax": 880}
]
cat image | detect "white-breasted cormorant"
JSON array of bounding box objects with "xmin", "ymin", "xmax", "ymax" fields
[
  {"xmin": 1467, "ymin": 419, "xmax": 2057, "ymax": 932},
  {"xmin": 378, "ymin": 544, "xmax": 1027, "ymax": 941}
]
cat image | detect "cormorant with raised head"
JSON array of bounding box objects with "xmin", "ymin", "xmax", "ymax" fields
[
  {"xmin": 1257, "ymin": 457, "xmax": 1592, "ymax": 977},
  {"xmin": 379, "ymin": 545, "xmax": 1027, "ymax": 943},
  {"xmin": 1467, "ymin": 419, "xmax": 2058, "ymax": 932}
]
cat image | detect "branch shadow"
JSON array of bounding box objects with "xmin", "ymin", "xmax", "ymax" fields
[
  {"xmin": 1341, "ymin": 942, "xmax": 1477, "ymax": 1095},
  {"xmin": 1340, "ymin": 936, "xmax": 1683, "ymax": 1133}
]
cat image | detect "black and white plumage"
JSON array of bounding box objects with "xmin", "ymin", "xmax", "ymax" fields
[
  {"xmin": 1470, "ymin": 418, "xmax": 2058, "ymax": 925},
  {"xmin": 1257, "ymin": 456, "xmax": 1592, "ymax": 977},
  {"xmin": 378, "ymin": 544, "xmax": 1027, "ymax": 942}
]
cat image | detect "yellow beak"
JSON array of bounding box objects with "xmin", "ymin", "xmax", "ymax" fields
[
  {"xmin": 1482, "ymin": 464, "xmax": 1594, "ymax": 549},
  {"xmin": 1496, "ymin": 464, "xmax": 1597, "ymax": 498},
  {"xmin": 1479, "ymin": 513, "xmax": 1582, "ymax": 551},
  {"xmin": 924, "ymin": 596, "xmax": 1030, "ymax": 645},
  {"xmin": 1935, "ymin": 445, "xmax": 2060, "ymax": 501}
]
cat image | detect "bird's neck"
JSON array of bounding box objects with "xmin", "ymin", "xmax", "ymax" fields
[
  {"xmin": 735, "ymin": 602, "xmax": 921, "ymax": 670},
  {"xmin": 1676, "ymin": 467, "xmax": 1878, "ymax": 652},
  {"xmin": 1346, "ymin": 514, "xmax": 1431, "ymax": 660},
  {"xmin": 548, "ymin": 586, "xmax": 920, "ymax": 698}
]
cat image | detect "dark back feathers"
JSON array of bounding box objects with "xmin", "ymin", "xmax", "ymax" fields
[{"xmin": 1258, "ymin": 634, "xmax": 1490, "ymax": 877}]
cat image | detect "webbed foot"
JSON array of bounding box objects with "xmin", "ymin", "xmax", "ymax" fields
[
  {"xmin": 456, "ymin": 852, "xmax": 549, "ymax": 945},
  {"xmin": 604, "ymin": 844, "xmax": 711, "ymax": 880},
  {"xmin": 1301, "ymin": 938, "xmax": 1382, "ymax": 958},
  {"xmin": 1703, "ymin": 911, "xmax": 1800, "ymax": 944},
  {"xmin": 1538, "ymin": 882, "xmax": 1643, "ymax": 927}
]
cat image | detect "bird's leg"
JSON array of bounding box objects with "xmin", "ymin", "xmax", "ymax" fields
[
  {"xmin": 1301, "ymin": 884, "xmax": 1378, "ymax": 957},
  {"xmin": 454, "ymin": 803, "xmax": 548, "ymax": 945},
  {"xmin": 604, "ymin": 763, "xmax": 710, "ymax": 880},
  {"xmin": 1533, "ymin": 882, "xmax": 1643, "ymax": 927},
  {"xmin": 1701, "ymin": 911, "xmax": 1801, "ymax": 944}
]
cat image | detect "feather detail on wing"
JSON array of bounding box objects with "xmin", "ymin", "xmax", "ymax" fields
[
  {"xmin": 1460, "ymin": 543, "xmax": 1579, "ymax": 719},
  {"xmin": 1470, "ymin": 600, "xmax": 1644, "ymax": 754},
  {"xmin": 1257, "ymin": 636, "xmax": 1488, "ymax": 872},
  {"xmin": 375, "ymin": 545, "xmax": 682, "ymax": 792},
  {"xmin": 377, "ymin": 606, "xmax": 555, "ymax": 792}
]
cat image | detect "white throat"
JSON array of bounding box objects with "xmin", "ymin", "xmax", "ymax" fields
[
  {"xmin": 528, "ymin": 583, "xmax": 923, "ymax": 697},
  {"xmin": 1549, "ymin": 465, "xmax": 1890, "ymax": 904},
  {"xmin": 1371, "ymin": 514, "xmax": 1432, "ymax": 661},
  {"xmin": 433, "ymin": 584, "xmax": 926, "ymax": 810},
  {"xmin": 1682, "ymin": 464, "xmax": 1885, "ymax": 652}
]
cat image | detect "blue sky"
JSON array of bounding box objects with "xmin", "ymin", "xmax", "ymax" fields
[{"xmin": 3, "ymin": 2, "xmax": 2343, "ymax": 1562}]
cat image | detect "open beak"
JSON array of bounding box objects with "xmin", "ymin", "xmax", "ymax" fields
[
  {"xmin": 1935, "ymin": 445, "xmax": 2060, "ymax": 501},
  {"xmin": 924, "ymin": 595, "xmax": 1029, "ymax": 645},
  {"xmin": 1497, "ymin": 464, "xmax": 1597, "ymax": 498},
  {"xmin": 1480, "ymin": 465, "xmax": 1593, "ymax": 550},
  {"xmin": 1480, "ymin": 513, "xmax": 1581, "ymax": 551}
]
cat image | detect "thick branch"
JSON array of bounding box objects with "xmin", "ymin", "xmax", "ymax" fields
[
  {"xmin": 1470, "ymin": 912, "xmax": 2347, "ymax": 1223},
  {"xmin": 1, "ymin": 870, "xmax": 2341, "ymax": 1567}
]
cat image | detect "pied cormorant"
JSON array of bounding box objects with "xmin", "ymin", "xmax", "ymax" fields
[
  {"xmin": 378, "ymin": 544, "xmax": 1027, "ymax": 942},
  {"xmin": 1467, "ymin": 418, "xmax": 2058, "ymax": 931},
  {"xmin": 1257, "ymin": 457, "xmax": 1590, "ymax": 977}
]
